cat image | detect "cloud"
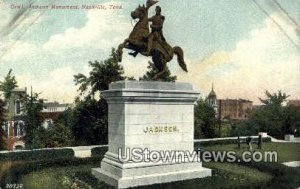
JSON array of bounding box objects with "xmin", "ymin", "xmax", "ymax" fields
[
  {"xmin": 0, "ymin": 3, "xmax": 10, "ymax": 30},
  {"xmin": 0, "ymin": 40, "xmax": 41, "ymax": 62},
  {"xmin": 2, "ymin": 5, "xmax": 299, "ymax": 105},
  {"xmin": 0, "ymin": 5, "xmax": 133, "ymax": 103},
  {"xmin": 177, "ymin": 12, "xmax": 300, "ymax": 104},
  {"xmin": 120, "ymin": 55, "xmax": 149, "ymax": 79},
  {"xmin": 0, "ymin": 0, "xmax": 46, "ymax": 63},
  {"xmin": 43, "ymin": 6, "xmax": 131, "ymax": 52},
  {"xmin": 16, "ymin": 67, "xmax": 78, "ymax": 103}
]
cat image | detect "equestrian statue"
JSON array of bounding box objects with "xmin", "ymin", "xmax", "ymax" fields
[{"xmin": 116, "ymin": 0, "xmax": 188, "ymax": 80}]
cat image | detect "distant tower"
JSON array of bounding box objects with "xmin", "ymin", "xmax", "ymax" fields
[{"xmin": 206, "ymin": 84, "xmax": 218, "ymax": 114}]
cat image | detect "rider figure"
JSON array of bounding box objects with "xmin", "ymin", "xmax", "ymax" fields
[{"xmin": 146, "ymin": 6, "xmax": 165, "ymax": 55}]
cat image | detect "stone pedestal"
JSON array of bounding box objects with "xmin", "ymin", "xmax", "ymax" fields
[{"xmin": 92, "ymin": 81, "xmax": 211, "ymax": 188}]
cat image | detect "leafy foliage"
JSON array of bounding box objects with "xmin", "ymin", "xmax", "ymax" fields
[
  {"xmin": 22, "ymin": 92, "xmax": 44, "ymax": 149},
  {"xmin": 0, "ymin": 69, "xmax": 18, "ymax": 102},
  {"xmin": 0, "ymin": 70, "xmax": 17, "ymax": 150},
  {"xmin": 259, "ymin": 90, "xmax": 289, "ymax": 106},
  {"xmin": 91, "ymin": 146, "xmax": 108, "ymax": 157},
  {"xmin": 194, "ymin": 99, "xmax": 218, "ymax": 138},
  {"xmin": 195, "ymin": 137, "xmax": 271, "ymax": 147},
  {"xmin": 74, "ymin": 48, "xmax": 126, "ymax": 98},
  {"xmin": 140, "ymin": 61, "xmax": 177, "ymax": 82},
  {"xmin": 0, "ymin": 127, "xmax": 6, "ymax": 150},
  {"xmin": 284, "ymin": 106, "xmax": 300, "ymax": 136},
  {"xmin": 71, "ymin": 98, "xmax": 108, "ymax": 145},
  {"xmin": 72, "ymin": 48, "xmax": 131, "ymax": 145},
  {"xmin": 0, "ymin": 148, "xmax": 74, "ymax": 162},
  {"xmin": 0, "ymin": 99, "xmax": 5, "ymax": 124},
  {"xmin": 0, "ymin": 99, "xmax": 6, "ymax": 150},
  {"xmin": 57, "ymin": 108, "xmax": 74, "ymax": 127},
  {"xmin": 250, "ymin": 90, "xmax": 296, "ymax": 138},
  {"xmin": 44, "ymin": 123, "xmax": 74, "ymax": 148}
]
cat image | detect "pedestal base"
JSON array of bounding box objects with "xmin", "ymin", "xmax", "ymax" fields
[
  {"xmin": 92, "ymin": 81, "xmax": 212, "ymax": 188},
  {"xmin": 92, "ymin": 158, "xmax": 211, "ymax": 189}
]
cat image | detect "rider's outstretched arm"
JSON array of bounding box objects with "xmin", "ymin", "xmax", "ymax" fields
[{"xmin": 146, "ymin": 0, "xmax": 158, "ymax": 9}]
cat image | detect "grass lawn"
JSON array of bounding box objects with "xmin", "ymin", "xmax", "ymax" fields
[
  {"xmin": 219, "ymin": 123, "xmax": 232, "ymax": 137},
  {"xmin": 19, "ymin": 161, "xmax": 272, "ymax": 189},
  {"xmin": 203, "ymin": 142, "xmax": 300, "ymax": 163},
  {"xmin": 19, "ymin": 165, "xmax": 110, "ymax": 189},
  {"xmin": 5, "ymin": 142, "xmax": 300, "ymax": 189}
]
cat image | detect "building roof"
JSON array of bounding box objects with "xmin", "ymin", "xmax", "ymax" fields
[
  {"xmin": 218, "ymin": 98, "xmax": 253, "ymax": 103},
  {"xmin": 44, "ymin": 102, "xmax": 71, "ymax": 108},
  {"xmin": 12, "ymin": 88, "xmax": 27, "ymax": 93},
  {"xmin": 208, "ymin": 84, "xmax": 217, "ymax": 98}
]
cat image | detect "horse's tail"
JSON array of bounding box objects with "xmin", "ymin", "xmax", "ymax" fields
[{"xmin": 173, "ymin": 46, "xmax": 188, "ymax": 72}]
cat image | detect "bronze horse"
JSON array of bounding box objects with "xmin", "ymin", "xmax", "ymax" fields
[{"xmin": 116, "ymin": 2, "xmax": 187, "ymax": 80}]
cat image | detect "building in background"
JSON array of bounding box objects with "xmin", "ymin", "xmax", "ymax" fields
[
  {"xmin": 42, "ymin": 101, "xmax": 72, "ymax": 113},
  {"xmin": 3, "ymin": 88, "xmax": 27, "ymax": 150},
  {"xmin": 206, "ymin": 85, "xmax": 253, "ymax": 121},
  {"xmin": 218, "ymin": 99, "xmax": 253, "ymax": 121},
  {"xmin": 2, "ymin": 89, "xmax": 73, "ymax": 150},
  {"xmin": 287, "ymin": 100, "xmax": 300, "ymax": 108},
  {"xmin": 40, "ymin": 102, "xmax": 72, "ymax": 129}
]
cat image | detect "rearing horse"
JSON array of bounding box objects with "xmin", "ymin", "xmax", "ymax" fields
[{"xmin": 116, "ymin": 2, "xmax": 187, "ymax": 80}]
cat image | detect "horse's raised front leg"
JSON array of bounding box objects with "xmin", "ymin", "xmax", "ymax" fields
[{"xmin": 116, "ymin": 44, "xmax": 124, "ymax": 62}]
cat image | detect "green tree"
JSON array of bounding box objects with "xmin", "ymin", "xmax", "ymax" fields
[
  {"xmin": 0, "ymin": 69, "xmax": 17, "ymax": 150},
  {"xmin": 23, "ymin": 91, "xmax": 45, "ymax": 149},
  {"xmin": 140, "ymin": 61, "xmax": 177, "ymax": 82},
  {"xmin": 0, "ymin": 98, "xmax": 5, "ymax": 124},
  {"xmin": 44, "ymin": 123, "xmax": 74, "ymax": 147},
  {"xmin": 251, "ymin": 90, "xmax": 290, "ymax": 138},
  {"xmin": 72, "ymin": 48, "xmax": 131, "ymax": 145},
  {"xmin": 194, "ymin": 99, "xmax": 217, "ymax": 138},
  {"xmin": 74, "ymin": 48, "xmax": 127, "ymax": 98},
  {"xmin": 230, "ymin": 119, "xmax": 259, "ymax": 137},
  {"xmin": 57, "ymin": 108, "xmax": 74, "ymax": 129},
  {"xmin": 0, "ymin": 99, "xmax": 7, "ymax": 150},
  {"xmin": 72, "ymin": 97, "xmax": 108, "ymax": 145},
  {"xmin": 0, "ymin": 69, "xmax": 18, "ymax": 102},
  {"xmin": 284, "ymin": 106, "xmax": 300, "ymax": 136},
  {"xmin": 259, "ymin": 90, "xmax": 289, "ymax": 106}
]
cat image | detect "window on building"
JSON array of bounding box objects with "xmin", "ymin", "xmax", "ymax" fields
[
  {"xmin": 15, "ymin": 100, "xmax": 21, "ymax": 115},
  {"xmin": 13, "ymin": 122, "xmax": 18, "ymax": 137},
  {"xmin": 18, "ymin": 121, "xmax": 25, "ymax": 136},
  {"xmin": 1, "ymin": 122, "xmax": 8, "ymax": 135},
  {"xmin": 13, "ymin": 121, "xmax": 25, "ymax": 137}
]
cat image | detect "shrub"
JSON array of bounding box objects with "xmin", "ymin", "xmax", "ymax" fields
[
  {"xmin": 91, "ymin": 146, "xmax": 108, "ymax": 157},
  {"xmin": 230, "ymin": 120, "xmax": 259, "ymax": 137},
  {"xmin": 194, "ymin": 137, "xmax": 271, "ymax": 147},
  {"xmin": 44, "ymin": 123, "xmax": 74, "ymax": 148},
  {"xmin": 0, "ymin": 148, "xmax": 74, "ymax": 162}
]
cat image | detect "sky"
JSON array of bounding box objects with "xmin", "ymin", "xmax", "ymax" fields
[{"xmin": 0, "ymin": 0, "xmax": 299, "ymax": 104}]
